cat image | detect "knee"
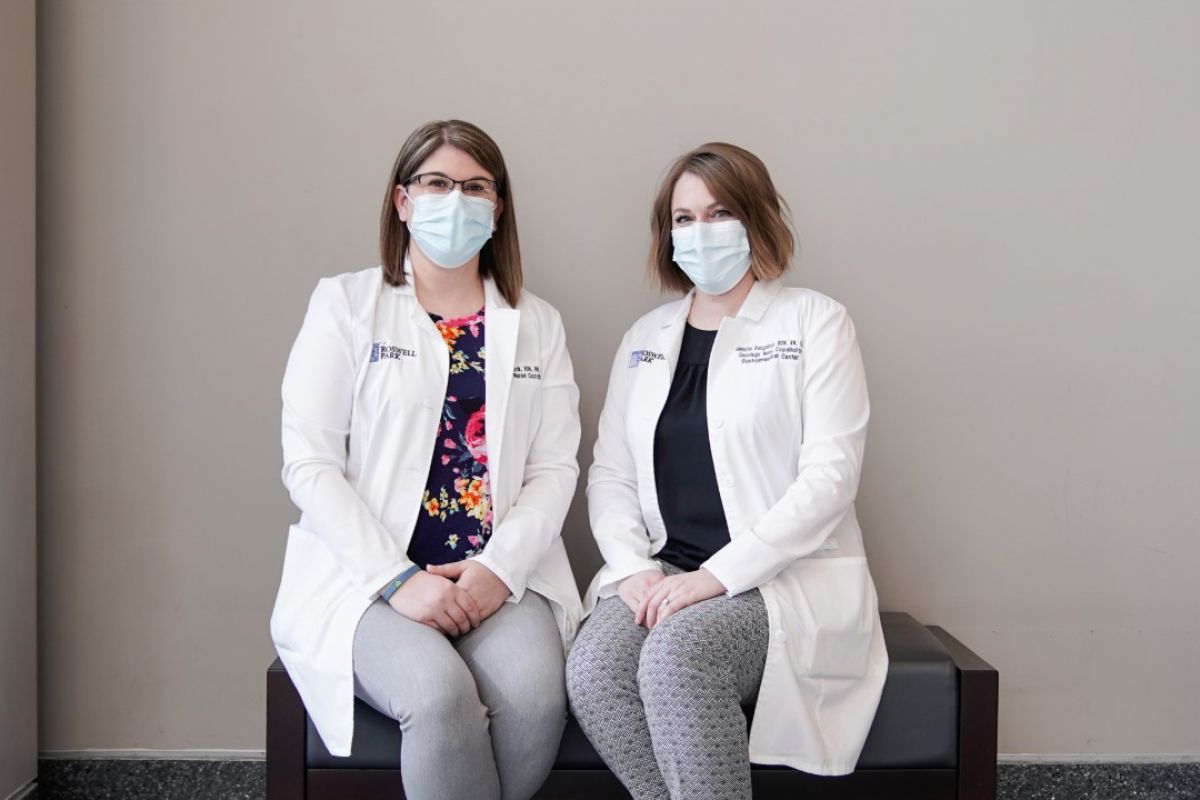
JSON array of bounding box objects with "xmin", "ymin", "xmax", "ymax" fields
[
  {"xmin": 636, "ymin": 617, "xmax": 712, "ymax": 694},
  {"xmin": 501, "ymin": 651, "xmax": 567, "ymax": 729},
  {"xmin": 401, "ymin": 670, "xmax": 488, "ymax": 733},
  {"xmin": 566, "ymin": 635, "xmax": 627, "ymax": 716}
]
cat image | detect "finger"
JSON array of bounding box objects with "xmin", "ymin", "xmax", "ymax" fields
[
  {"xmin": 434, "ymin": 610, "xmax": 461, "ymax": 636},
  {"xmin": 456, "ymin": 590, "xmax": 482, "ymax": 628},
  {"xmin": 654, "ymin": 590, "xmax": 693, "ymax": 628},
  {"xmin": 444, "ymin": 602, "xmax": 471, "ymax": 635},
  {"xmin": 644, "ymin": 582, "xmax": 670, "ymax": 629},
  {"xmin": 428, "ymin": 562, "xmax": 465, "ymax": 578},
  {"xmin": 635, "ymin": 588, "xmax": 655, "ymax": 626}
]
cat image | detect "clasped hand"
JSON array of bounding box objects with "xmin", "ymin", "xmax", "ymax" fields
[{"xmin": 388, "ymin": 560, "xmax": 511, "ymax": 636}]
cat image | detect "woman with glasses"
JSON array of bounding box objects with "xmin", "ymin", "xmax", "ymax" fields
[
  {"xmin": 270, "ymin": 119, "xmax": 583, "ymax": 800},
  {"xmin": 566, "ymin": 143, "xmax": 888, "ymax": 799}
]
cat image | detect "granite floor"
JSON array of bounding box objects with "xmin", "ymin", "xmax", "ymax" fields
[{"xmin": 28, "ymin": 759, "xmax": 1200, "ymax": 799}]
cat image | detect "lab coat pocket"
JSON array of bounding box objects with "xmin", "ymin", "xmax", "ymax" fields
[
  {"xmin": 269, "ymin": 524, "xmax": 342, "ymax": 655},
  {"xmin": 774, "ymin": 556, "xmax": 875, "ymax": 679}
]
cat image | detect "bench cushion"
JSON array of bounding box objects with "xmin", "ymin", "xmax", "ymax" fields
[{"xmin": 307, "ymin": 611, "xmax": 958, "ymax": 770}]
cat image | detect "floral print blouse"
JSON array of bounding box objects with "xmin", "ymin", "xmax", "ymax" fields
[{"xmin": 406, "ymin": 306, "xmax": 493, "ymax": 568}]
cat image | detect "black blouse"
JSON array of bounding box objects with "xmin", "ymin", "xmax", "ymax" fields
[{"xmin": 652, "ymin": 323, "xmax": 731, "ymax": 571}]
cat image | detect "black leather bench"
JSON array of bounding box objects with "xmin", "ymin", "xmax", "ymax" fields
[{"xmin": 267, "ymin": 611, "xmax": 997, "ymax": 799}]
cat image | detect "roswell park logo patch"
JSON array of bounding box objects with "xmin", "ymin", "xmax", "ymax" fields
[
  {"xmin": 370, "ymin": 342, "xmax": 417, "ymax": 362},
  {"xmin": 628, "ymin": 349, "xmax": 666, "ymax": 368}
]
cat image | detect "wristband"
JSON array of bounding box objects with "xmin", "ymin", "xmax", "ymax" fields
[{"xmin": 379, "ymin": 565, "xmax": 422, "ymax": 602}]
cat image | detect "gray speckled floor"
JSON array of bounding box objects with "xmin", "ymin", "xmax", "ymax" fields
[
  {"xmin": 37, "ymin": 760, "xmax": 263, "ymax": 800},
  {"xmin": 33, "ymin": 759, "xmax": 1200, "ymax": 799},
  {"xmin": 998, "ymin": 763, "xmax": 1200, "ymax": 800}
]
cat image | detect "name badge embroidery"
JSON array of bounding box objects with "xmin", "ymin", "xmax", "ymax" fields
[
  {"xmin": 628, "ymin": 349, "xmax": 665, "ymax": 368},
  {"xmin": 735, "ymin": 339, "xmax": 803, "ymax": 364},
  {"xmin": 512, "ymin": 364, "xmax": 542, "ymax": 380},
  {"xmin": 370, "ymin": 342, "xmax": 417, "ymax": 362}
]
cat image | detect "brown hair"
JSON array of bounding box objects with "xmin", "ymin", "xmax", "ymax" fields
[
  {"xmin": 378, "ymin": 120, "xmax": 522, "ymax": 306},
  {"xmin": 649, "ymin": 142, "xmax": 796, "ymax": 293}
]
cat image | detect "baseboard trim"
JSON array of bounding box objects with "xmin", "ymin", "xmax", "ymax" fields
[
  {"xmin": 3, "ymin": 780, "xmax": 37, "ymax": 800},
  {"xmin": 999, "ymin": 753, "xmax": 1200, "ymax": 764},
  {"xmin": 40, "ymin": 749, "xmax": 266, "ymax": 761}
]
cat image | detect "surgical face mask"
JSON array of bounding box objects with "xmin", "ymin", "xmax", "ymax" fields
[
  {"xmin": 405, "ymin": 189, "xmax": 496, "ymax": 268},
  {"xmin": 671, "ymin": 219, "xmax": 752, "ymax": 296}
]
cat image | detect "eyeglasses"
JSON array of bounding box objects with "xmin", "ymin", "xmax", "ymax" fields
[{"xmin": 404, "ymin": 172, "xmax": 500, "ymax": 200}]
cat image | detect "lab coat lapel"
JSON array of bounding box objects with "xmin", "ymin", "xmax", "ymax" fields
[
  {"xmin": 643, "ymin": 291, "xmax": 693, "ymax": 426},
  {"xmin": 629, "ymin": 293, "xmax": 692, "ymax": 540},
  {"xmin": 484, "ymin": 278, "xmax": 518, "ymax": 480}
]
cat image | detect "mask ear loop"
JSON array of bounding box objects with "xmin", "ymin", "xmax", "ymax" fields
[{"xmin": 397, "ymin": 183, "xmax": 413, "ymax": 222}]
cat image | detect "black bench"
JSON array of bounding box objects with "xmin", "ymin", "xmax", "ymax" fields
[{"xmin": 267, "ymin": 611, "xmax": 997, "ymax": 799}]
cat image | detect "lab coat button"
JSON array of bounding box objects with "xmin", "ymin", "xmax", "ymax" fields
[
  {"xmin": 712, "ymin": 417, "xmax": 725, "ymax": 429},
  {"xmin": 775, "ymin": 630, "xmax": 787, "ymax": 643},
  {"xmin": 721, "ymin": 474, "xmax": 735, "ymax": 488}
]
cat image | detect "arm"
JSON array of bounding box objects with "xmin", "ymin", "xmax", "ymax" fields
[
  {"xmin": 586, "ymin": 330, "xmax": 663, "ymax": 598},
  {"xmin": 280, "ymin": 278, "xmax": 417, "ymax": 600},
  {"xmin": 701, "ymin": 300, "xmax": 869, "ymax": 596},
  {"xmin": 472, "ymin": 306, "xmax": 582, "ymax": 601}
]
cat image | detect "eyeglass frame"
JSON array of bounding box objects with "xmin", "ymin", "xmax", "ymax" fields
[{"xmin": 402, "ymin": 171, "xmax": 501, "ymax": 199}]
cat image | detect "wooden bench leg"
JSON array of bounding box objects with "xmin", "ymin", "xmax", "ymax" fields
[
  {"xmin": 928, "ymin": 626, "xmax": 998, "ymax": 800},
  {"xmin": 267, "ymin": 657, "xmax": 307, "ymax": 800}
]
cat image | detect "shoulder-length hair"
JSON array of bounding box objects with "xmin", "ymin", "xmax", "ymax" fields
[
  {"xmin": 649, "ymin": 142, "xmax": 796, "ymax": 293},
  {"xmin": 379, "ymin": 120, "xmax": 522, "ymax": 306}
]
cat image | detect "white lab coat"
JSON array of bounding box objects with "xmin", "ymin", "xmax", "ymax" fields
[
  {"xmin": 270, "ymin": 265, "xmax": 583, "ymax": 757},
  {"xmin": 584, "ymin": 277, "xmax": 888, "ymax": 776}
]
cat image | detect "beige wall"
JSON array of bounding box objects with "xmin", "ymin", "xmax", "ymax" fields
[
  {"xmin": 1, "ymin": 0, "xmax": 38, "ymax": 792},
  {"xmin": 37, "ymin": 1, "xmax": 1200, "ymax": 757}
]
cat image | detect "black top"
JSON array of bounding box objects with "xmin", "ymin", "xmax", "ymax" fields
[{"xmin": 652, "ymin": 323, "xmax": 731, "ymax": 571}]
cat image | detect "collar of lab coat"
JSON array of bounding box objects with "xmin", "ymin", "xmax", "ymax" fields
[
  {"xmin": 660, "ymin": 277, "xmax": 784, "ymax": 328},
  {"xmin": 392, "ymin": 255, "xmax": 513, "ymax": 311}
]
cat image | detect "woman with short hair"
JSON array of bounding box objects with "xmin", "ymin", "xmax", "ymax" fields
[{"xmin": 567, "ymin": 142, "xmax": 888, "ymax": 799}]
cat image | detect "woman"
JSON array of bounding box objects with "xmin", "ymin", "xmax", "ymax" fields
[
  {"xmin": 566, "ymin": 143, "xmax": 888, "ymax": 799},
  {"xmin": 270, "ymin": 120, "xmax": 582, "ymax": 800}
]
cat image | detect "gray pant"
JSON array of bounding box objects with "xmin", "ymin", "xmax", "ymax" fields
[
  {"xmin": 565, "ymin": 563, "xmax": 770, "ymax": 800},
  {"xmin": 353, "ymin": 590, "xmax": 567, "ymax": 800}
]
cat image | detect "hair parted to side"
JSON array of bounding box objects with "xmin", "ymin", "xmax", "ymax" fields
[
  {"xmin": 379, "ymin": 119, "xmax": 522, "ymax": 306},
  {"xmin": 649, "ymin": 142, "xmax": 797, "ymax": 293}
]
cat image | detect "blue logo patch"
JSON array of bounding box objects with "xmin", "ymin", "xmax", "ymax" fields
[{"xmin": 628, "ymin": 349, "xmax": 665, "ymax": 368}]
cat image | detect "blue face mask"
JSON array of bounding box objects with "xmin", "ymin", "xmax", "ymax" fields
[
  {"xmin": 671, "ymin": 219, "xmax": 752, "ymax": 295},
  {"xmin": 405, "ymin": 189, "xmax": 496, "ymax": 268}
]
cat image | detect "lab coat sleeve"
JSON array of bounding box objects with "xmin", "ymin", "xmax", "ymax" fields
[
  {"xmin": 473, "ymin": 306, "xmax": 581, "ymax": 602},
  {"xmin": 586, "ymin": 330, "xmax": 664, "ymax": 598},
  {"xmin": 280, "ymin": 278, "xmax": 417, "ymax": 600},
  {"xmin": 701, "ymin": 301, "xmax": 869, "ymax": 597}
]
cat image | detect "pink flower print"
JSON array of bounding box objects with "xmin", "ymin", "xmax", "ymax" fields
[
  {"xmin": 465, "ymin": 406, "xmax": 487, "ymax": 464},
  {"xmin": 447, "ymin": 395, "xmax": 458, "ymax": 402},
  {"xmin": 467, "ymin": 535, "xmax": 483, "ymax": 548},
  {"xmin": 445, "ymin": 421, "xmax": 453, "ymax": 430},
  {"xmin": 441, "ymin": 455, "xmax": 451, "ymax": 466},
  {"xmin": 444, "ymin": 438, "xmax": 457, "ymax": 449}
]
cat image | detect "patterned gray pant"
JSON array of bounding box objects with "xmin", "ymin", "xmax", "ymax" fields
[{"xmin": 565, "ymin": 563, "xmax": 770, "ymax": 800}]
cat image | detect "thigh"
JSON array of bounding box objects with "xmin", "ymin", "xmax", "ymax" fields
[
  {"xmin": 567, "ymin": 593, "xmax": 649, "ymax": 680},
  {"xmin": 454, "ymin": 591, "xmax": 566, "ymax": 702},
  {"xmin": 352, "ymin": 598, "xmax": 480, "ymax": 722},
  {"xmin": 641, "ymin": 588, "xmax": 769, "ymax": 701}
]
